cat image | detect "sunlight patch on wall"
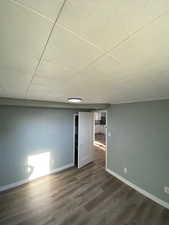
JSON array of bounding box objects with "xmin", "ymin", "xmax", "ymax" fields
[{"xmin": 28, "ymin": 152, "xmax": 50, "ymax": 180}]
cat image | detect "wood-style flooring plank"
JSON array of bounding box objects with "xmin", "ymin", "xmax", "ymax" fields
[{"xmin": 0, "ymin": 148, "xmax": 169, "ymax": 225}]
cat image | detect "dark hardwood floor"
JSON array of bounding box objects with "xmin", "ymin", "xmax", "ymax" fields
[
  {"xmin": 0, "ymin": 147, "xmax": 169, "ymax": 225},
  {"xmin": 95, "ymin": 133, "xmax": 105, "ymax": 145}
]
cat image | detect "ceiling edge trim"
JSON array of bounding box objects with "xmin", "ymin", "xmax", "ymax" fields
[{"xmin": 0, "ymin": 98, "xmax": 110, "ymax": 110}]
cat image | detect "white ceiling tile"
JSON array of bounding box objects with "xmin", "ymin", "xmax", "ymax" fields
[
  {"xmin": 28, "ymin": 84, "xmax": 63, "ymax": 96},
  {"xmin": 64, "ymin": 54, "xmax": 132, "ymax": 90},
  {"xmin": 31, "ymin": 76, "xmax": 66, "ymax": 93},
  {"xmin": 105, "ymin": 72, "xmax": 169, "ymax": 103},
  {"xmin": 109, "ymin": 13, "xmax": 169, "ymax": 79},
  {"xmin": 27, "ymin": 84, "xmax": 67, "ymax": 102},
  {"xmin": 39, "ymin": 25, "xmax": 103, "ymax": 74},
  {"xmin": 62, "ymin": 50, "xmax": 169, "ymax": 103},
  {"xmin": 0, "ymin": 0, "xmax": 53, "ymax": 98},
  {"xmin": 15, "ymin": 0, "xmax": 64, "ymax": 21},
  {"xmin": 36, "ymin": 60, "xmax": 75, "ymax": 84},
  {"xmin": 58, "ymin": 0, "xmax": 169, "ymax": 51},
  {"xmin": 1, "ymin": 0, "xmax": 169, "ymax": 104},
  {"xmin": 0, "ymin": 72, "xmax": 32, "ymax": 93},
  {"xmin": 60, "ymin": 55, "xmax": 126, "ymax": 103},
  {"xmin": 105, "ymin": 13, "xmax": 169, "ymax": 103},
  {"xmin": 35, "ymin": 54, "xmax": 122, "ymax": 98}
]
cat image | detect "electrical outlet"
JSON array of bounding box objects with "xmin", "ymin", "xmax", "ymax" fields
[
  {"xmin": 124, "ymin": 168, "xmax": 128, "ymax": 174},
  {"xmin": 164, "ymin": 187, "xmax": 169, "ymax": 194}
]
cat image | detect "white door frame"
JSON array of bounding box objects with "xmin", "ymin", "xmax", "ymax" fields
[{"xmin": 93, "ymin": 110, "xmax": 108, "ymax": 170}]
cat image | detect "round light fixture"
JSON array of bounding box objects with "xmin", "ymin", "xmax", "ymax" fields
[{"xmin": 68, "ymin": 98, "xmax": 82, "ymax": 103}]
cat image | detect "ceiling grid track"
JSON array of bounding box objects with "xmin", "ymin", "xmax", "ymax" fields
[{"xmin": 25, "ymin": 0, "xmax": 68, "ymax": 98}]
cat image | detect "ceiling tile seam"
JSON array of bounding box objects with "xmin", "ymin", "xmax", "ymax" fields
[
  {"xmin": 57, "ymin": 34, "xmax": 168, "ymax": 96},
  {"xmin": 43, "ymin": 22, "xmax": 120, "ymax": 64},
  {"xmin": 25, "ymin": 0, "xmax": 68, "ymax": 98},
  {"xmin": 106, "ymin": 9, "xmax": 169, "ymax": 56},
  {"xmin": 62, "ymin": 47, "xmax": 124, "ymax": 87},
  {"xmin": 58, "ymin": 48, "xmax": 128, "ymax": 92},
  {"xmin": 32, "ymin": 26, "xmax": 121, "ymax": 83},
  {"xmin": 56, "ymin": 6, "xmax": 169, "ymax": 62},
  {"xmin": 9, "ymin": 0, "xmax": 55, "ymax": 23},
  {"xmin": 35, "ymin": 23, "xmax": 121, "ymax": 78},
  {"xmin": 56, "ymin": 23, "xmax": 105, "ymax": 54},
  {"xmin": 56, "ymin": 23, "xmax": 121, "ymax": 64},
  {"xmin": 55, "ymin": 22, "xmax": 133, "ymax": 60},
  {"xmin": 49, "ymin": 53, "xmax": 121, "ymax": 92}
]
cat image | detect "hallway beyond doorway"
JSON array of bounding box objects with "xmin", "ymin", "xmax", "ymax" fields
[{"xmin": 94, "ymin": 111, "xmax": 107, "ymax": 152}]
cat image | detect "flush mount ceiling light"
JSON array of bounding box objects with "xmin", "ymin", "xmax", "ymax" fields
[{"xmin": 67, "ymin": 98, "xmax": 82, "ymax": 103}]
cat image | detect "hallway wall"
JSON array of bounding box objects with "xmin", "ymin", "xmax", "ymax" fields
[{"xmin": 107, "ymin": 99, "xmax": 169, "ymax": 205}]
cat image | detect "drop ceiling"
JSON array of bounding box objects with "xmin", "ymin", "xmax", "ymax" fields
[{"xmin": 0, "ymin": 0, "xmax": 169, "ymax": 104}]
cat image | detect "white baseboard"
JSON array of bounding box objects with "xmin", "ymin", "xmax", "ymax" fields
[
  {"xmin": 0, "ymin": 163, "xmax": 74, "ymax": 192},
  {"xmin": 106, "ymin": 168, "xmax": 169, "ymax": 210}
]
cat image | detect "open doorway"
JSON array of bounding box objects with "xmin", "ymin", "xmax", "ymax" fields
[
  {"xmin": 94, "ymin": 111, "xmax": 107, "ymax": 150},
  {"xmin": 73, "ymin": 111, "xmax": 107, "ymax": 169},
  {"xmin": 93, "ymin": 111, "xmax": 107, "ymax": 167}
]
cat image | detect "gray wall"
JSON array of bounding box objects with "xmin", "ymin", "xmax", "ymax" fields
[
  {"xmin": 0, "ymin": 106, "xmax": 76, "ymax": 186},
  {"xmin": 107, "ymin": 100, "xmax": 169, "ymax": 204}
]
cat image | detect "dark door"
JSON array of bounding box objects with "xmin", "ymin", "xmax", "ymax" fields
[{"xmin": 74, "ymin": 115, "xmax": 79, "ymax": 167}]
